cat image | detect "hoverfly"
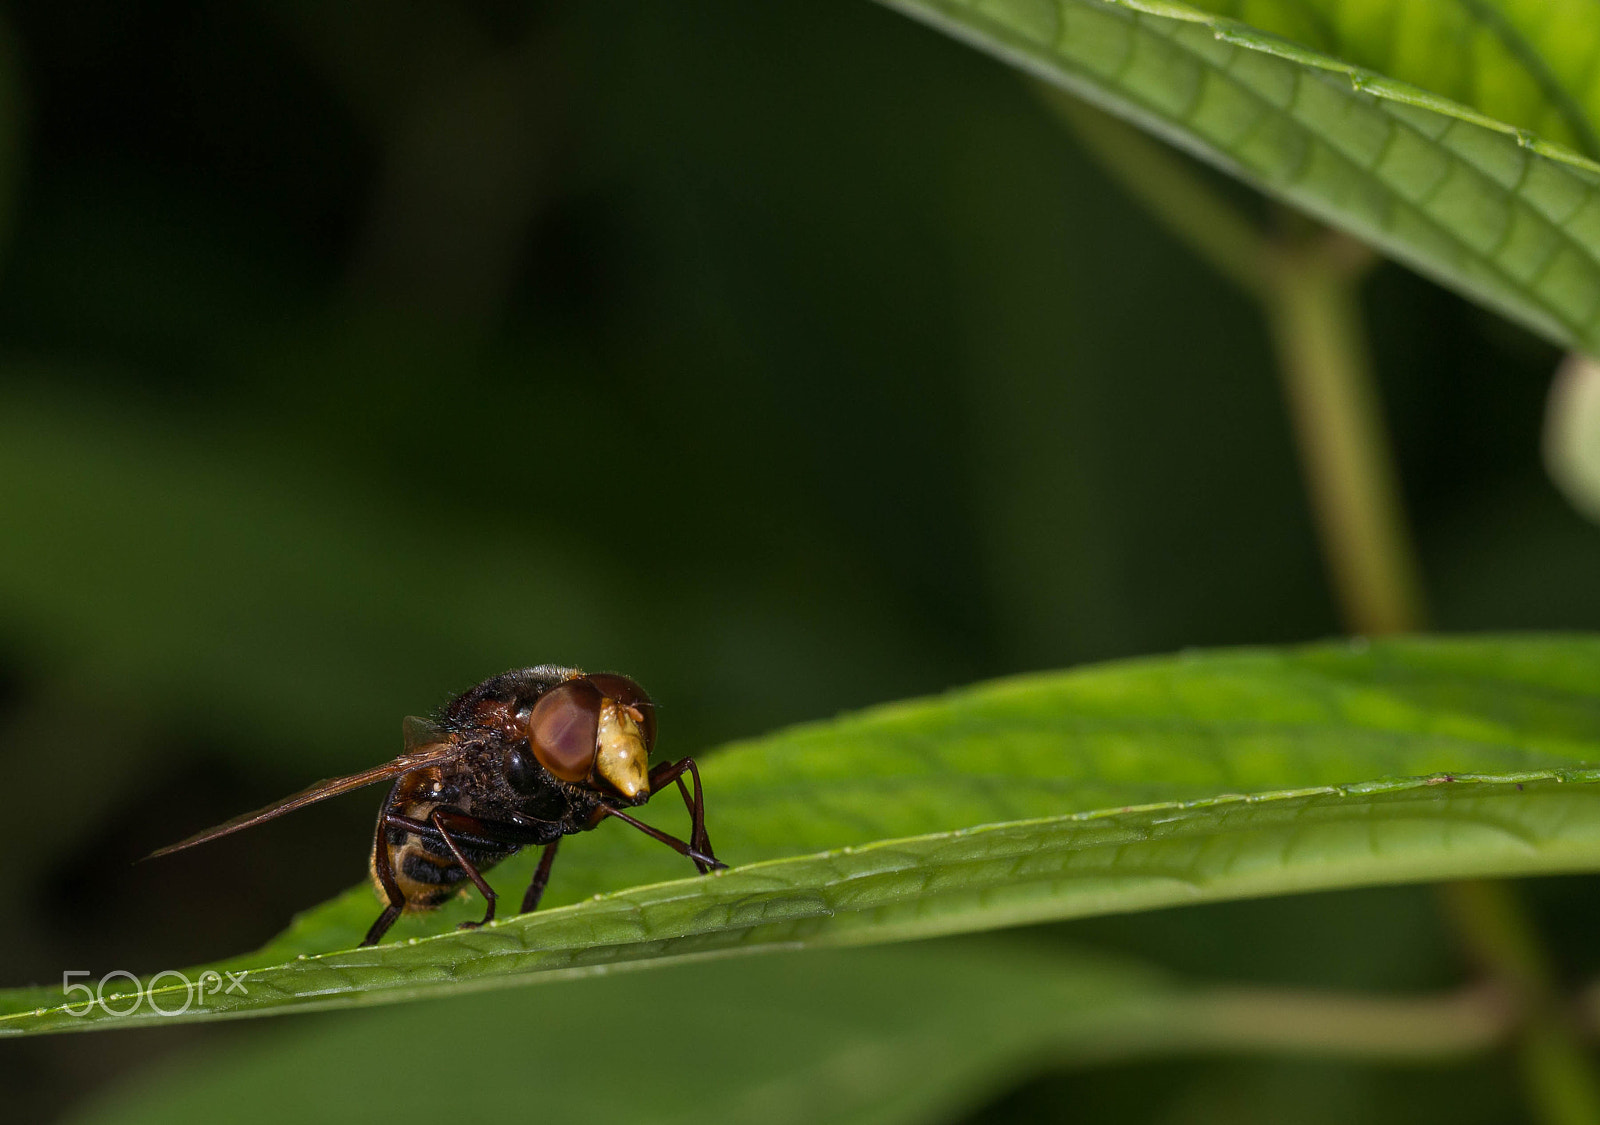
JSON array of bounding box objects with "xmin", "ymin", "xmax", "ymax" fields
[{"xmin": 151, "ymin": 667, "xmax": 724, "ymax": 946}]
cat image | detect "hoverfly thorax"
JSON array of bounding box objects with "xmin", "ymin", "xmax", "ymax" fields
[{"xmin": 526, "ymin": 673, "xmax": 655, "ymax": 799}]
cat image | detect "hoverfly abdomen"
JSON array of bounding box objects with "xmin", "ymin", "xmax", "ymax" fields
[{"xmin": 388, "ymin": 823, "xmax": 520, "ymax": 906}]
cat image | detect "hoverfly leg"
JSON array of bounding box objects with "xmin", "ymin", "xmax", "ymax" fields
[
  {"xmin": 596, "ymin": 805, "xmax": 722, "ymax": 871},
  {"xmin": 362, "ymin": 785, "xmax": 409, "ymax": 947},
  {"xmin": 363, "ymin": 904, "xmax": 403, "ymax": 947},
  {"xmin": 386, "ymin": 810, "xmax": 535, "ymax": 849},
  {"xmin": 678, "ymin": 758, "xmax": 719, "ymax": 869},
  {"xmin": 426, "ymin": 808, "xmax": 498, "ymax": 931},
  {"xmin": 520, "ymin": 838, "xmax": 562, "ymax": 914},
  {"xmin": 647, "ymin": 757, "xmax": 725, "ymax": 872},
  {"xmin": 644, "ymin": 759, "xmax": 707, "ymax": 871}
]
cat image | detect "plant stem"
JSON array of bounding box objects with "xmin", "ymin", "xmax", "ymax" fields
[
  {"xmin": 1151, "ymin": 982, "xmax": 1512, "ymax": 1060},
  {"xmin": 1261, "ymin": 225, "xmax": 1426, "ymax": 635},
  {"xmin": 1039, "ymin": 90, "xmax": 1271, "ymax": 299},
  {"xmin": 1042, "ymin": 981, "xmax": 1516, "ymax": 1073},
  {"xmin": 1442, "ymin": 880, "xmax": 1600, "ymax": 1125}
]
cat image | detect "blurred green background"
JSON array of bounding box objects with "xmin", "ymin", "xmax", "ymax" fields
[{"xmin": 3, "ymin": 0, "xmax": 1598, "ymax": 1121}]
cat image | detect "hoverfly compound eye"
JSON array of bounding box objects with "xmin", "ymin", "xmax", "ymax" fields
[{"xmin": 527, "ymin": 679, "xmax": 602, "ymax": 782}]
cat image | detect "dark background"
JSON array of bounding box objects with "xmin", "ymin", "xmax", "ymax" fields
[{"xmin": 0, "ymin": 1, "xmax": 1595, "ymax": 1121}]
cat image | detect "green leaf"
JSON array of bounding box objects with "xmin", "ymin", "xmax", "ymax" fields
[
  {"xmin": 62, "ymin": 942, "xmax": 1506, "ymax": 1125},
  {"xmin": 8, "ymin": 634, "xmax": 1600, "ymax": 1035},
  {"xmin": 875, "ymin": 0, "xmax": 1600, "ymax": 353}
]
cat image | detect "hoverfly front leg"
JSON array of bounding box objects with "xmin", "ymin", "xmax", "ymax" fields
[
  {"xmin": 678, "ymin": 760, "xmax": 715, "ymax": 865},
  {"xmin": 597, "ymin": 804, "xmax": 725, "ymax": 872},
  {"xmin": 647, "ymin": 757, "xmax": 722, "ymax": 873}
]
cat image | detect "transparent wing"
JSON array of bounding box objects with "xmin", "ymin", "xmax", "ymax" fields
[
  {"xmin": 402, "ymin": 714, "xmax": 445, "ymax": 752},
  {"xmin": 146, "ymin": 735, "xmax": 459, "ymax": 859}
]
